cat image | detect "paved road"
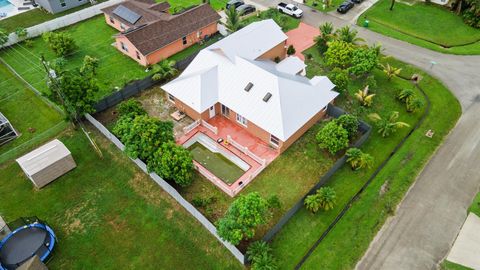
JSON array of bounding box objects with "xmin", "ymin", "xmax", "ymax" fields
[{"xmin": 250, "ymin": 1, "xmax": 480, "ymax": 269}]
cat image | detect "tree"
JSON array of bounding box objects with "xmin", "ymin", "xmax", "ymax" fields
[
  {"xmin": 117, "ymin": 115, "xmax": 174, "ymax": 162},
  {"xmin": 223, "ymin": 6, "xmax": 241, "ymax": 33},
  {"xmin": 55, "ymin": 70, "xmax": 99, "ymax": 122},
  {"xmin": 148, "ymin": 142, "xmax": 194, "ymax": 187},
  {"xmin": 337, "ymin": 114, "xmax": 359, "ymax": 138},
  {"xmin": 381, "ymin": 63, "xmax": 402, "ymax": 81},
  {"xmin": 328, "ymin": 67, "xmax": 349, "ymax": 93},
  {"xmin": 80, "ymin": 55, "xmax": 99, "ymax": 76},
  {"xmin": 346, "ymin": 148, "xmax": 374, "ymax": 170},
  {"xmin": 304, "ymin": 187, "xmax": 337, "ymax": 212},
  {"xmin": 15, "ymin": 27, "xmax": 28, "ymax": 40},
  {"xmin": 461, "ymin": 0, "xmax": 480, "ymax": 28},
  {"xmin": 42, "ymin": 32, "xmax": 77, "ymax": 57},
  {"xmin": 316, "ymin": 120, "xmax": 349, "ymax": 154},
  {"xmin": 117, "ymin": 99, "xmax": 146, "ymax": 118},
  {"xmin": 287, "ymin": 45, "xmax": 296, "ymax": 56},
  {"xmin": 369, "ymin": 111, "xmax": 410, "ymax": 137},
  {"xmin": 348, "ymin": 47, "xmax": 379, "ymax": 76},
  {"xmin": 406, "ymin": 97, "xmax": 424, "ymax": 113},
  {"xmin": 152, "ymin": 59, "xmax": 177, "ymax": 81},
  {"xmin": 355, "ymin": 85, "xmax": 375, "ymax": 107},
  {"xmin": 315, "ymin": 22, "xmax": 335, "ymax": 53},
  {"xmin": 304, "ymin": 193, "xmax": 322, "ymax": 213},
  {"xmin": 335, "ymin": 26, "xmax": 364, "ymax": 44},
  {"xmin": 217, "ymin": 192, "xmax": 270, "ymax": 245},
  {"xmin": 324, "ymin": 40, "xmax": 355, "ymax": 68},
  {"xmin": 0, "ymin": 28, "xmax": 8, "ymax": 47},
  {"xmin": 390, "ymin": 0, "xmax": 396, "ymax": 10}
]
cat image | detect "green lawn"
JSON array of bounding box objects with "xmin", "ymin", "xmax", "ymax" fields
[
  {"xmin": 441, "ymin": 261, "xmax": 474, "ymax": 270},
  {"xmin": 0, "ymin": 15, "xmax": 150, "ymax": 100},
  {"xmin": 0, "ymin": 63, "xmax": 66, "ymax": 164},
  {"xmin": 167, "ymin": 0, "xmax": 227, "ymax": 11},
  {"xmin": 242, "ymin": 8, "xmax": 301, "ymax": 32},
  {"xmin": 469, "ymin": 191, "xmax": 480, "ymax": 216},
  {"xmin": 0, "ymin": 128, "xmax": 242, "ymax": 269},
  {"xmin": 358, "ymin": 0, "xmax": 480, "ymax": 54},
  {"xmin": 279, "ymin": 54, "xmax": 460, "ymax": 269}
]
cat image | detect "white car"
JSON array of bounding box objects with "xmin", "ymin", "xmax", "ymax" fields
[{"xmin": 277, "ymin": 2, "xmax": 303, "ymax": 18}]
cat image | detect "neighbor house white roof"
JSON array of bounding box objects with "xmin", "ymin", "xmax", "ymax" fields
[
  {"xmin": 16, "ymin": 139, "xmax": 71, "ymax": 175},
  {"xmin": 162, "ymin": 20, "xmax": 338, "ymax": 141}
]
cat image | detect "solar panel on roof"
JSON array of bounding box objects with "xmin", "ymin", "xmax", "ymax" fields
[{"xmin": 113, "ymin": 5, "xmax": 142, "ymax": 25}]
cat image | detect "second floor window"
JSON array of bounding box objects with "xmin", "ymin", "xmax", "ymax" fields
[
  {"xmin": 120, "ymin": 42, "xmax": 128, "ymax": 52},
  {"xmin": 59, "ymin": 0, "xmax": 66, "ymax": 7},
  {"xmin": 182, "ymin": 36, "xmax": 187, "ymax": 45}
]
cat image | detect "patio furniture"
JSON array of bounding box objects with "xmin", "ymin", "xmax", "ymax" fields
[{"xmin": 170, "ymin": 110, "xmax": 186, "ymax": 121}]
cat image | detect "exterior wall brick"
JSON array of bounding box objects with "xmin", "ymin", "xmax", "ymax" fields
[
  {"xmin": 115, "ymin": 36, "xmax": 148, "ymax": 66},
  {"xmin": 257, "ymin": 41, "xmax": 287, "ymax": 61},
  {"xmin": 103, "ymin": 14, "xmax": 131, "ymax": 32}
]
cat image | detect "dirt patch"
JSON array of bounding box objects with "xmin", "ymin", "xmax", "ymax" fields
[
  {"xmin": 62, "ymin": 198, "xmax": 98, "ymax": 235},
  {"xmin": 128, "ymin": 172, "xmax": 164, "ymax": 207}
]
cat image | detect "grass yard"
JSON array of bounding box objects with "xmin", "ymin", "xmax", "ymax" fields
[
  {"xmin": 0, "ymin": 16, "xmax": 150, "ymax": 100},
  {"xmin": 168, "ymin": 0, "xmax": 228, "ymax": 11},
  {"xmin": 441, "ymin": 261, "xmax": 473, "ymax": 270},
  {"xmin": 0, "ymin": 63, "xmax": 66, "ymax": 164},
  {"xmin": 357, "ymin": 0, "xmax": 480, "ymax": 54},
  {"xmin": 273, "ymin": 52, "xmax": 460, "ymax": 269},
  {"xmin": 242, "ymin": 8, "xmax": 301, "ymax": 32},
  {"xmin": 469, "ymin": 191, "xmax": 480, "ymax": 217},
  {"xmin": 0, "ymin": 128, "xmax": 242, "ymax": 269},
  {"xmin": 304, "ymin": 0, "xmax": 345, "ymax": 12}
]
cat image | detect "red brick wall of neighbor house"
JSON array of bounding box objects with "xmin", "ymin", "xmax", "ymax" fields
[
  {"xmin": 257, "ymin": 41, "xmax": 287, "ymax": 61},
  {"xmin": 115, "ymin": 36, "xmax": 149, "ymax": 66},
  {"xmin": 145, "ymin": 23, "xmax": 219, "ymax": 66}
]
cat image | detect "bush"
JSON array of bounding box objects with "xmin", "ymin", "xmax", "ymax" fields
[
  {"xmin": 42, "ymin": 32, "xmax": 77, "ymax": 57},
  {"xmin": 117, "ymin": 99, "xmax": 146, "ymax": 118},
  {"xmin": 328, "ymin": 67, "xmax": 349, "ymax": 93},
  {"xmin": 336, "ymin": 114, "xmax": 359, "ymax": 138},
  {"xmin": 247, "ymin": 241, "xmax": 278, "ymax": 270},
  {"xmin": 316, "ymin": 120, "xmax": 349, "ymax": 154},
  {"xmin": 267, "ymin": 194, "xmax": 281, "ymax": 209},
  {"xmin": 346, "ymin": 148, "xmax": 374, "ymax": 170},
  {"xmin": 287, "ymin": 45, "xmax": 296, "ymax": 56},
  {"xmin": 348, "ymin": 47, "xmax": 379, "ymax": 76},
  {"xmin": 365, "ymin": 75, "xmax": 377, "ymax": 89},
  {"xmin": 149, "ymin": 142, "xmax": 194, "ymax": 187},
  {"xmin": 192, "ymin": 196, "xmax": 216, "ymax": 208},
  {"xmin": 304, "ymin": 187, "xmax": 337, "ymax": 213},
  {"xmin": 324, "ymin": 40, "xmax": 355, "ymax": 68},
  {"xmin": 217, "ymin": 192, "xmax": 271, "ymax": 245}
]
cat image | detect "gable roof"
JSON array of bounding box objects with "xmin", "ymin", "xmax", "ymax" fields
[
  {"xmin": 123, "ymin": 4, "xmax": 220, "ymax": 55},
  {"xmin": 16, "ymin": 139, "xmax": 72, "ymax": 176},
  {"xmin": 162, "ymin": 20, "xmax": 339, "ymax": 141},
  {"xmin": 102, "ymin": 0, "xmax": 169, "ymax": 28}
]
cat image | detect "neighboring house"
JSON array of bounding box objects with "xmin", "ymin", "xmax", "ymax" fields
[
  {"xmin": 101, "ymin": 1, "xmax": 220, "ymax": 66},
  {"xmin": 35, "ymin": 0, "xmax": 89, "ymax": 14},
  {"xmin": 162, "ymin": 19, "xmax": 339, "ymax": 153}
]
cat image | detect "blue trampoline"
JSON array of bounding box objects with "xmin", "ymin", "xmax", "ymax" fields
[{"xmin": 0, "ymin": 217, "xmax": 55, "ymax": 270}]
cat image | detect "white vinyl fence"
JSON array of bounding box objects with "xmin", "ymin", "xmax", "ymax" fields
[
  {"xmin": 85, "ymin": 114, "xmax": 245, "ymax": 264},
  {"xmin": 2, "ymin": 0, "xmax": 124, "ymax": 47}
]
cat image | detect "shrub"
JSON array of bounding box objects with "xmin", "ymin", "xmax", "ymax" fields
[
  {"xmin": 324, "ymin": 40, "xmax": 355, "ymax": 68},
  {"xmin": 0, "ymin": 28, "xmax": 8, "ymax": 47},
  {"xmin": 304, "ymin": 193, "xmax": 322, "ymax": 213},
  {"xmin": 80, "ymin": 55, "xmax": 99, "ymax": 76},
  {"xmin": 192, "ymin": 196, "xmax": 216, "ymax": 208},
  {"xmin": 348, "ymin": 47, "xmax": 379, "ymax": 76},
  {"xmin": 117, "ymin": 99, "xmax": 146, "ymax": 118},
  {"xmin": 336, "ymin": 114, "xmax": 359, "ymax": 138},
  {"xmin": 267, "ymin": 194, "xmax": 281, "ymax": 209},
  {"xmin": 406, "ymin": 97, "xmax": 424, "ymax": 113},
  {"xmin": 365, "ymin": 75, "xmax": 377, "ymax": 89},
  {"xmin": 247, "ymin": 241, "xmax": 278, "ymax": 270},
  {"xmin": 15, "ymin": 27, "xmax": 27, "ymax": 39},
  {"xmin": 304, "ymin": 187, "xmax": 337, "ymax": 213},
  {"xmin": 217, "ymin": 192, "xmax": 271, "ymax": 245},
  {"xmin": 346, "ymin": 148, "xmax": 374, "ymax": 170},
  {"xmin": 355, "ymin": 85, "xmax": 375, "ymax": 107},
  {"xmin": 316, "ymin": 120, "xmax": 349, "ymax": 154},
  {"xmin": 148, "ymin": 142, "xmax": 194, "ymax": 187},
  {"xmin": 328, "ymin": 67, "xmax": 349, "ymax": 93},
  {"xmin": 287, "ymin": 45, "xmax": 296, "ymax": 56},
  {"xmin": 369, "ymin": 111, "xmax": 410, "ymax": 138},
  {"xmin": 397, "ymin": 88, "xmax": 415, "ymax": 104},
  {"xmin": 42, "ymin": 31, "xmax": 77, "ymax": 57}
]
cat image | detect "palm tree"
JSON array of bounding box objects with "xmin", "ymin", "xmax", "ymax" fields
[
  {"xmin": 397, "ymin": 88, "xmax": 415, "ymax": 103},
  {"xmin": 247, "ymin": 241, "xmax": 272, "ymax": 261},
  {"xmin": 223, "ymin": 6, "xmax": 241, "ymax": 33},
  {"xmin": 381, "ymin": 63, "xmax": 402, "ymax": 81},
  {"xmin": 369, "ymin": 111, "xmax": 410, "ymax": 137},
  {"xmin": 336, "ymin": 26, "xmax": 364, "ymax": 44},
  {"xmin": 406, "ymin": 97, "xmax": 424, "ymax": 113},
  {"xmin": 152, "ymin": 59, "xmax": 177, "ymax": 81},
  {"xmin": 355, "ymin": 85, "xmax": 376, "ymax": 107},
  {"xmin": 304, "ymin": 193, "xmax": 321, "ymax": 213},
  {"xmin": 317, "ymin": 187, "xmax": 336, "ymax": 211},
  {"xmin": 251, "ymin": 253, "xmax": 278, "ymax": 270},
  {"xmin": 315, "ymin": 22, "xmax": 336, "ymax": 53},
  {"xmin": 346, "ymin": 148, "xmax": 363, "ymax": 169}
]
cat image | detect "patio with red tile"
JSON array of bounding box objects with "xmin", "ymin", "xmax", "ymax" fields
[
  {"xmin": 286, "ymin": 22, "xmax": 320, "ymax": 60},
  {"xmin": 176, "ymin": 116, "xmax": 280, "ymax": 196}
]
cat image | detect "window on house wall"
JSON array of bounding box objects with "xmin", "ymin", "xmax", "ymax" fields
[
  {"xmin": 221, "ymin": 104, "xmax": 230, "ymax": 117},
  {"xmin": 236, "ymin": 113, "xmax": 247, "ymax": 127},
  {"xmin": 59, "ymin": 0, "xmax": 66, "ymax": 7},
  {"xmin": 120, "ymin": 42, "xmax": 128, "ymax": 52},
  {"xmin": 167, "ymin": 93, "xmax": 175, "ymax": 103},
  {"xmin": 182, "ymin": 36, "xmax": 187, "ymax": 45},
  {"xmin": 270, "ymin": 135, "xmax": 280, "ymax": 147},
  {"xmin": 109, "ymin": 16, "xmax": 115, "ymax": 24},
  {"xmin": 136, "ymin": 51, "xmax": 141, "ymax": 60},
  {"xmin": 120, "ymin": 23, "xmax": 126, "ymax": 31}
]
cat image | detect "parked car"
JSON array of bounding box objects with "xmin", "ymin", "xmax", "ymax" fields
[
  {"xmin": 277, "ymin": 2, "xmax": 303, "ymax": 18},
  {"xmin": 351, "ymin": 0, "xmax": 363, "ymax": 4},
  {"xmin": 236, "ymin": 4, "xmax": 256, "ymax": 16},
  {"xmin": 226, "ymin": 0, "xmax": 245, "ymax": 10},
  {"xmin": 337, "ymin": 1, "xmax": 354, "ymax": 13}
]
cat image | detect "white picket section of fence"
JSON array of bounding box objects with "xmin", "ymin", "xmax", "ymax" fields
[
  {"xmin": 226, "ymin": 135, "xmax": 266, "ymax": 165},
  {"xmin": 194, "ymin": 161, "xmax": 235, "ymax": 197},
  {"xmin": 201, "ymin": 120, "xmax": 218, "ymax": 135},
  {"xmin": 183, "ymin": 119, "xmax": 200, "ymax": 135},
  {"xmin": 85, "ymin": 113, "xmax": 245, "ymax": 264}
]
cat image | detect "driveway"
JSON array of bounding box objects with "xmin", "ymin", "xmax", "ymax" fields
[
  {"xmin": 249, "ymin": 0, "xmax": 480, "ymax": 269},
  {"xmin": 285, "ymin": 22, "xmax": 319, "ymax": 60}
]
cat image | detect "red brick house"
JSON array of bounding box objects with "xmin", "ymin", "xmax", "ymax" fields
[{"xmin": 101, "ymin": 1, "xmax": 220, "ymax": 66}]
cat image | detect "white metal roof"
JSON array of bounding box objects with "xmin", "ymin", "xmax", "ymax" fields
[
  {"xmin": 275, "ymin": 56, "xmax": 306, "ymax": 75},
  {"xmin": 16, "ymin": 139, "xmax": 71, "ymax": 175},
  {"xmin": 162, "ymin": 20, "xmax": 338, "ymax": 141}
]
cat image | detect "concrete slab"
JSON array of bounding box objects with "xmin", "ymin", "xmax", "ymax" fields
[
  {"xmin": 285, "ymin": 22, "xmax": 320, "ymax": 60},
  {"xmin": 447, "ymin": 213, "xmax": 480, "ymax": 270}
]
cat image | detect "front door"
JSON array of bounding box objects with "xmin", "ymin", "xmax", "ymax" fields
[{"xmin": 209, "ymin": 106, "xmax": 215, "ymax": 118}]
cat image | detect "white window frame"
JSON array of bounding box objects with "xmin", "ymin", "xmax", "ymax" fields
[
  {"xmin": 167, "ymin": 93, "xmax": 175, "ymax": 103},
  {"xmin": 270, "ymin": 134, "xmax": 280, "ymax": 148},
  {"xmin": 109, "ymin": 16, "xmax": 115, "ymax": 24},
  {"xmin": 236, "ymin": 113, "xmax": 247, "ymax": 127},
  {"xmin": 120, "ymin": 42, "xmax": 128, "ymax": 52},
  {"xmin": 221, "ymin": 104, "xmax": 230, "ymax": 117},
  {"xmin": 120, "ymin": 23, "xmax": 126, "ymax": 31}
]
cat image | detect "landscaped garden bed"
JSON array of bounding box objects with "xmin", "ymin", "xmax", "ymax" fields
[{"xmin": 357, "ymin": 0, "xmax": 480, "ymax": 54}]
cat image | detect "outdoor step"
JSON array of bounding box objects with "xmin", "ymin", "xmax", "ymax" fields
[{"xmin": 18, "ymin": 6, "xmax": 31, "ymax": 10}]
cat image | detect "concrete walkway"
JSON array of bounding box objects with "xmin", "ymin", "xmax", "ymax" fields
[{"xmin": 249, "ymin": 0, "xmax": 480, "ymax": 269}]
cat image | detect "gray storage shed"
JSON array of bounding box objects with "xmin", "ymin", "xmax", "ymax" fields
[{"xmin": 16, "ymin": 139, "xmax": 76, "ymax": 189}]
